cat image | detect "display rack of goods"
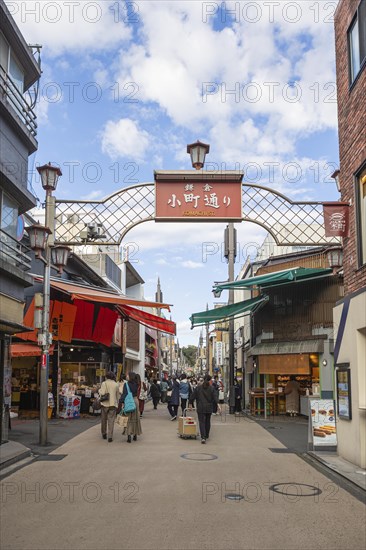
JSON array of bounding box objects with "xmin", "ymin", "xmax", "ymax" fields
[{"xmin": 59, "ymin": 395, "xmax": 81, "ymax": 419}]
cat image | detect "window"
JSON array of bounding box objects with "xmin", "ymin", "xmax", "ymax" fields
[
  {"xmin": 348, "ymin": 0, "xmax": 366, "ymax": 83},
  {"xmin": 0, "ymin": 192, "xmax": 18, "ymax": 238},
  {"xmin": 358, "ymin": 167, "xmax": 366, "ymax": 265},
  {"xmin": 0, "ymin": 31, "xmax": 24, "ymax": 92}
]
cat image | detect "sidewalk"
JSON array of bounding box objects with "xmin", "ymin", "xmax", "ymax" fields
[
  {"xmin": 246, "ymin": 412, "xmax": 366, "ymax": 491},
  {"xmin": 0, "ymin": 415, "xmax": 100, "ymax": 475},
  {"xmin": 1, "ymin": 401, "xmax": 365, "ymax": 550}
]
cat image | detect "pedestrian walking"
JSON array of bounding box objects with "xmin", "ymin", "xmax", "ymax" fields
[
  {"xmin": 218, "ymin": 378, "xmax": 225, "ymax": 404},
  {"xmin": 160, "ymin": 378, "xmax": 168, "ymax": 403},
  {"xmin": 284, "ymin": 376, "xmax": 301, "ymax": 416},
  {"xmin": 167, "ymin": 375, "xmax": 180, "ymax": 420},
  {"xmin": 234, "ymin": 378, "xmax": 242, "ymax": 414},
  {"xmin": 136, "ymin": 373, "xmax": 148, "ymax": 418},
  {"xmin": 189, "ymin": 374, "xmax": 219, "ymax": 444},
  {"xmin": 149, "ymin": 379, "xmax": 161, "ymax": 409},
  {"xmin": 99, "ymin": 371, "xmax": 120, "ymax": 443},
  {"xmin": 118, "ymin": 372, "xmax": 142, "ymax": 443},
  {"xmin": 179, "ymin": 373, "xmax": 191, "ymax": 415},
  {"xmin": 212, "ymin": 375, "xmax": 219, "ymax": 414}
]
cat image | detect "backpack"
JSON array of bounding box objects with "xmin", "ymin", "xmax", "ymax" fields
[{"xmin": 124, "ymin": 383, "xmax": 136, "ymax": 413}]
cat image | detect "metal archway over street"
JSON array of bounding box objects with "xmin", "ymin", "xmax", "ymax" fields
[{"xmin": 55, "ymin": 173, "xmax": 341, "ymax": 247}]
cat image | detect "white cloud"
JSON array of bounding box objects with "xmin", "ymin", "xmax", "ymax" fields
[
  {"xmin": 181, "ymin": 260, "xmax": 204, "ymax": 269},
  {"xmin": 5, "ymin": 0, "xmax": 131, "ymax": 56},
  {"xmin": 101, "ymin": 118, "xmax": 150, "ymax": 162},
  {"xmin": 80, "ymin": 190, "xmax": 104, "ymax": 200}
]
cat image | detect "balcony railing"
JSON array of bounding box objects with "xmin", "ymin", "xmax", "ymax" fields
[
  {"xmin": 0, "ymin": 66, "xmax": 37, "ymax": 138},
  {"xmin": 0, "ymin": 228, "xmax": 32, "ymax": 271}
]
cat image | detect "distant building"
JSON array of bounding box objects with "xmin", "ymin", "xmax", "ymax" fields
[
  {"xmin": 333, "ymin": 0, "xmax": 366, "ymax": 468},
  {"xmin": 0, "ymin": 0, "xmax": 41, "ymax": 441}
]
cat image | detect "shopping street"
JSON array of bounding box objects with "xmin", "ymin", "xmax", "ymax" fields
[{"xmin": 1, "ymin": 402, "xmax": 365, "ymax": 550}]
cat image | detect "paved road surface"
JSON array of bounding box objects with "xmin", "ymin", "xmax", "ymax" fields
[{"xmin": 1, "ymin": 403, "xmax": 365, "ymax": 550}]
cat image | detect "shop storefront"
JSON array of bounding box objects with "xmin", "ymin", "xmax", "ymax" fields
[{"xmin": 248, "ymin": 350, "xmax": 322, "ymax": 416}]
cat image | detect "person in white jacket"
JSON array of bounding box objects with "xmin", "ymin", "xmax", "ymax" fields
[{"xmin": 100, "ymin": 371, "xmax": 120, "ymax": 442}]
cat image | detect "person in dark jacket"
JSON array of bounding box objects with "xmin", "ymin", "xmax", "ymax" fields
[
  {"xmin": 234, "ymin": 378, "xmax": 242, "ymax": 413},
  {"xmin": 189, "ymin": 374, "xmax": 219, "ymax": 444},
  {"xmin": 118, "ymin": 371, "xmax": 142, "ymax": 443},
  {"xmin": 167, "ymin": 375, "xmax": 180, "ymax": 420},
  {"xmin": 149, "ymin": 379, "xmax": 161, "ymax": 409},
  {"xmin": 211, "ymin": 375, "xmax": 219, "ymax": 415}
]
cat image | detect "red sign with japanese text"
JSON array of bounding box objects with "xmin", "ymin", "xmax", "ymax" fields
[
  {"xmin": 323, "ymin": 203, "xmax": 350, "ymax": 238},
  {"xmin": 155, "ymin": 181, "xmax": 242, "ymax": 221}
]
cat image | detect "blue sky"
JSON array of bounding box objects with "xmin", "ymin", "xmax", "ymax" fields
[{"xmin": 9, "ymin": 0, "xmax": 340, "ymax": 345}]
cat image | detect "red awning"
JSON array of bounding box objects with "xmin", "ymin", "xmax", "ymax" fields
[
  {"xmin": 118, "ymin": 305, "xmax": 176, "ymax": 335},
  {"xmin": 10, "ymin": 343, "xmax": 55, "ymax": 357},
  {"xmin": 34, "ymin": 277, "xmax": 171, "ymax": 311}
]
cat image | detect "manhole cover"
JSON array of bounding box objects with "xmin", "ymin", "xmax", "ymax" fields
[
  {"xmin": 35, "ymin": 454, "xmax": 67, "ymax": 461},
  {"xmin": 180, "ymin": 453, "xmax": 218, "ymax": 461},
  {"xmin": 269, "ymin": 448, "xmax": 295, "ymax": 453},
  {"xmin": 225, "ymin": 493, "xmax": 244, "ymax": 501},
  {"xmin": 269, "ymin": 483, "xmax": 322, "ymax": 497}
]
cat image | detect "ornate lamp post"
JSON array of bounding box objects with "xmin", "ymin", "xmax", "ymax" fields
[{"xmin": 25, "ymin": 163, "xmax": 70, "ymax": 445}]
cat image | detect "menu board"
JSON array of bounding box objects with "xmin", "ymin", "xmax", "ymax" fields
[
  {"xmin": 309, "ymin": 399, "xmax": 337, "ymax": 446},
  {"xmin": 336, "ymin": 368, "xmax": 352, "ymax": 420}
]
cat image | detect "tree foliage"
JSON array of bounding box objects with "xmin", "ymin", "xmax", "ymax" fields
[{"xmin": 182, "ymin": 345, "xmax": 197, "ymax": 368}]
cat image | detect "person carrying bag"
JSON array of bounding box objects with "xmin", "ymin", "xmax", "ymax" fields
[
  {"xmin": 99, "ymin": 371, "xmax": 119, "ymax": 442},
  {"xmin": 118, "ymin": 372, "xmax": 142, "ymax": 443}
]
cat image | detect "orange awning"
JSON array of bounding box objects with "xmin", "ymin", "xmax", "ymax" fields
[
  {"xmin": 10, "ymin": 343, "xmax": 55, "ymax": 357},
  {"xmin": 34, "ymin": 277, "xmax": 171, "ymax": 311}
]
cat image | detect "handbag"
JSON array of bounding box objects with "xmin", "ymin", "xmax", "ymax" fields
[
  {"xmin": 116, "ymin": 412, "xmax": 128, "ymax": 428},
  {"xmin": 167, "ymin": 390, "xmax": 172, "ymax": 398},
  {"xmin": 100, "ymin": 381, "xmax": 110, "ymax": 402},
  {"xmin": 139, "ymin": 388, "xmax": 148, "ymax": 401},
  {"xmin": 124, "ymin": 383, "xmax": 136, "ymax": 413},
  {"xmin": 219, "ymin": 390, "xmax": 225, "ymax": 400}
]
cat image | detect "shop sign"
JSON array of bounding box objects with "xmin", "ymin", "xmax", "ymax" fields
[
  {"xmin": 323, "ymin": 203, "xmax": 349, "ymax": 237},
  {"xmin": 96, "ymin": 368, "xmax": 106, "ymax": 377},
  {"xmin": 309, "ymin": 399, "xmax": 337, "ymax": 447},
  {"xmin": 215, "ymin": 341, "xmax": 223, "ymax": 366},
  {"xmin": 155, "ymin": 180, "xmax": 242, "ymax": 221}
]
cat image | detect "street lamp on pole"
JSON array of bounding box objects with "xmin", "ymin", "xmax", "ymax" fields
[{"xmin": 25, "ymin": 163, "xmax": 70, "ymax": 445}]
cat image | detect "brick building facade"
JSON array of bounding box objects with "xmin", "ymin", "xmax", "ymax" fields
[
  {"xmin": 333, "ymin": 0, "xmax": 366, "ymax": 468},
  {"xmin": 334, "ymin": 0, "xmax": 366, "ymax": 291}
]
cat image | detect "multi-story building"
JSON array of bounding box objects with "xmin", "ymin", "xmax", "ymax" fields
[
  {"xmin": 0, "ymin": 0, "xmax": 41, "ymax": 441},
  {"xmin": 333, "ymin": 0, "xmax": 366, "ymax": 468}
]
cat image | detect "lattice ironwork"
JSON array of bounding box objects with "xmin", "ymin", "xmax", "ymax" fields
[{"xmin": 55, "ymin": 182, "xmax": 340, "ymax": 246}]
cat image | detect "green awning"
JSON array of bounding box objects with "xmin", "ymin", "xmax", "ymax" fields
[
  {"xmin": 190, "ymin": 295, "xmax": 269, "ymax": 329},
  {"xmin": 213, "ymin": 267, "xmax": 333, "ymax": 296}
]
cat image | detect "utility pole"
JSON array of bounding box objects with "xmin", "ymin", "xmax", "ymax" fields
[
  {"xmin": 205, "ymin": 304, "xmax": 210, "ymax": 375},
  {"xmin": 155, "ymin": 278, "xmax": 163, "ymax": 381},
  {"xmin": 225, "ymin": 223, "xmax": 236, "ymax": 414}
]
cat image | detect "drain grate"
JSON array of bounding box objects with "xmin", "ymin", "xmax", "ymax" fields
[
  {"xmin": 180, "ymin": 453, "xmax": 218, "ymax": 461},
  {"xmin": 266, "ymin": 426, "xmax": 283, "ymax": 430},
  {"xmin": 35, "ymin": 454, "xmax": 67, "ymax": 461},
  {"xmin": 269, "ymin": 448, "xmax": 295, "ymax": 454}
]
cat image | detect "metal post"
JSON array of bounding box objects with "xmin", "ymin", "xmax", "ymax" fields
[
  {"xmin": 169, "ymin": 326, "xmax": 173, "ymax": 375},
  {"xmin": 228, "ymin": 223, "xmax": 235, "ymax": 414},
  {"xmin": 206, "ymin": 315, "xmax": 209, "ymax": 374},
  {"xmin": 39, "ymin": 191, "xmax": 55, "ymax": 445}
]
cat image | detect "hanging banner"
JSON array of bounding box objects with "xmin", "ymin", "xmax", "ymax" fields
[{"xmin": 323, "ymin": 203, "xmax": 350, "ymax": 237}]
